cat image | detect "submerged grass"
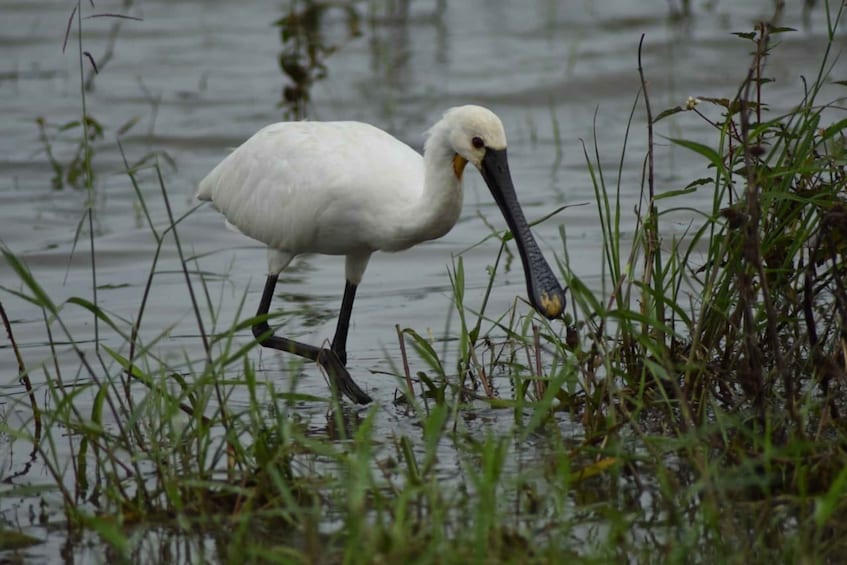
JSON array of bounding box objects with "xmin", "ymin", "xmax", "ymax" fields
[{"xmin": 3, "ymin": 1, "xmax": 847, "ymax": 562}]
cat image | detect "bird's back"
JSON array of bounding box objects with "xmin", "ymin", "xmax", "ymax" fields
[{"xmin": 197, "ymin": 121, "xmax": 425, "ymax": 255}]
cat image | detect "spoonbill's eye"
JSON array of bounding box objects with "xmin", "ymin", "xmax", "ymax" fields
[{"xmin": 471, "ymin": 136, "xmax": 484, "ymax": 149}]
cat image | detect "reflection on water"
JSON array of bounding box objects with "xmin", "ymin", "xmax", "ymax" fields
[
  {"xmin": 275, "ymin": 1, "xmax": 363, "ymax": 119},
  {"xmin": 0, "ymin": 0, "xmax": 844, "ymax": 561}
]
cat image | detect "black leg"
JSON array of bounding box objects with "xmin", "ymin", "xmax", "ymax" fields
[
  {"xmin": 252, "ymin": 274, "xmax": 320, "ymax": 359},
  {"xmin": 252, "ymin": 274, "xmax": 372, "ymax": 404},
  {"xmin": 331, "ymin": 281, "xmax": 357, "ymax": 366}
]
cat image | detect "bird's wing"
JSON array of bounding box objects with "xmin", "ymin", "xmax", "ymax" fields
[{"xmin": 197, "ymin": 121, "xmax": 425, "ymax": 255}]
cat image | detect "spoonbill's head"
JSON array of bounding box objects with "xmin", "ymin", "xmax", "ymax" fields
[
  {"xmin": 440, "ymin": 105, "xmax": 508, "ymax": 171},
  {"xmin": 438, "ymin": 105, "xmax": 566, "ymax": 320}
]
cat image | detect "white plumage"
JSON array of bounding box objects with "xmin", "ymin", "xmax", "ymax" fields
[
  {"xmin": 198, "ymin": 105, "xmax": 564, "ymax": 404},
  {"xmin": 198, "ymin": 107, "xmax": 493, "ymax": 281}
]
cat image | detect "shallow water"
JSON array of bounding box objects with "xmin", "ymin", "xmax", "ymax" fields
[{"xmin": 1, "ymin": 0, "xmax": 843, "ymax": 560}]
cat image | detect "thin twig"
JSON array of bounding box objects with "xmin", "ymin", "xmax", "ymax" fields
[
  {"xmin": 84, "ymin": 12, "xmax": 143, "ymax": 20},
  {"xmin": 532, "ymin": 324, "xmax": 544, "ymax": 400},
  {"xmin": 637, "ymin": 35, "xmax": 656, "ymax": 206},
  {"xmin": 62, "ymin": 5, "xmax": 77, "ymax": 54},
  {"xmin": 637, "ymin": 34, "xmax": 696, "ymax": 432},
  {"xmin": 0, "ymin": 301, "xmax": 41, "ymax": 439},
  {"xmin": 468, "ymin": 344, "xmax": 492, "ymax": 399},
  {"xmin": 737, "ymin": 14, "xmax": 788, "ymax": 415},
  {"xmin": 154, "ymin": 165, "xmax": 229, "ymax": 437},
  {"xmin": 396, "ymin": 324, "xmax": 415, "ymax": 399}
]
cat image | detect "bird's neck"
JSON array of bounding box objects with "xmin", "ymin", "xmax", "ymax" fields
[
  {"xmin": 381, "ymin": 128, "xmax": 464, "ymax": 251},
  {"xmin": 414, "ymin": 137, "xmax": 464, "ymax": 240}
]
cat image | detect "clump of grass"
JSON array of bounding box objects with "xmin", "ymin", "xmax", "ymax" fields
[
  {"xmin": 392, "ymin": 1, "xmax": 847, "ymax": 560},
  {"xmin": 35, "ymin": 114, "xmax": 105, "ymax": 191},
  {"xmin": 542, "ymin": 1, "xmax": 846, "ymax": 560}
]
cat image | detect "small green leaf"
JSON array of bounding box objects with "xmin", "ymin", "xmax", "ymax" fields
[
  {"xmin": 699, "ymin": 96, "xmax": 732, "ymax": 108},
  {"xmin": 686, "ymin": 177, "xmax": 713, "ymax": 189},
  {"xmin": 1, "ymin": 248, "xmax": 57, "ymax": 315},
  {"xmin": 78, "ymin": 514, "xmax": 129, "ymax": 554},
  {"xmin": 402, "ymin": 328, "xmax": 445, "ymax": 377},
  {"xmin": 273, "ymin": 391, "xmax": 328, "ymax": 403},
  {"xmin": 670, "ymin": 138, "xmax": 723, "ymax": 169},
  {"xmin": 571, "ymin": 457, "xmax": 621, "ymax": 483},
  {"xmin": 400, "ymin": 436, "xmax": 421, "ymax": 484},
  {"xmin": 732, "ymin": 31, "xmax": 756, "ymax": 40},
  {"xmin": 58, "ymin": 120, "xmax": 82, "ymax": 131},
  {"xmin": 96, "ymin": 283, "xmax": 130, "ymax": 290},
  {"xmin": 103, "ymin": 345, "xmax": 153, "ymax": 386},
  {"xmin": 0, "ymin": 528, "xmax": 43, "ymax": 550},
  {"xmin": 655, "ymin": 186, "xmax": 699, "ymax": 200},
  {"xmin": 654, "ymin": 106, "xmax": 684, "ymax": 123},
  {"xmin": 68, "ymin": 296, "xmax": 122, "ymax": 334},
  {"xmin": 820, "ymin": 118, "xmax": 847, "ymax": 142},
  {"xmin": 116, "ymin": 115, "xmax": 142, "ymax": 136}
]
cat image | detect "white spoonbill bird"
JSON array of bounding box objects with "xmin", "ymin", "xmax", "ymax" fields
[{"xmin": 197, "ymin": 105, "xmax": 565, "ymax": 404}]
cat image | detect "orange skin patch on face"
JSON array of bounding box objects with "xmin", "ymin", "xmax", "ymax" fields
[{"xmin": 452, "ymin": 154, "xmax": 468, "ymax": 180}]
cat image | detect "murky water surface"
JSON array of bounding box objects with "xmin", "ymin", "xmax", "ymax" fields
[{"xmin": 1, "ymin": 0, "xmax": 843, "ymax": 560}]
